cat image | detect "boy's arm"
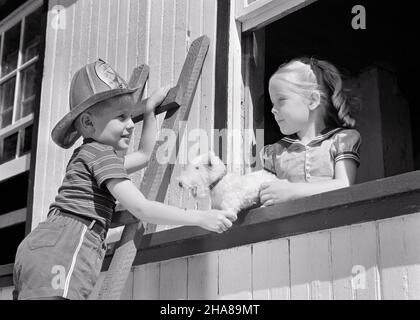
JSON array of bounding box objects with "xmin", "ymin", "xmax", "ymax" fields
[
  {"xmin": 106, "ymin": 178, "xmax": 236, "ymax": 232},
  {"xmin": 260, "ymin": 159, "xmax": 357, "ymax": 205},
  {"xmin": 124, "ymin": 111, "xmax": 156, "ymax": 174},
  {"xmin": 124, "ymin": 86, "xmax": 171, "ymax": 174}
]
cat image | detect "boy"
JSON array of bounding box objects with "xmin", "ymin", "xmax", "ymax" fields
[{"xmin": 13, "ymin": 59, "xmax": 236, "ymax": 300}]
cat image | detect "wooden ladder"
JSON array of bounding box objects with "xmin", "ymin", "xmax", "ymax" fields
[{"xmin": 94, "ymin": 35, "xmax": 210, "ymax": 300}]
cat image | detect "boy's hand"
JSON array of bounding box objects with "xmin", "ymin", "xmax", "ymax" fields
[
  {"xmin": 198, "ymin": 209, "xmax": 237, "ymax": 233},
  {"xmin": 145, "ymin": 85, "xmax": 171, "ymax": 114}
]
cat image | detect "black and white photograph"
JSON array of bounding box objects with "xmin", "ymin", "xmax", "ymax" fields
[{"xmin": 0, "ymin": 0, "xmax": 419, "ymax": 306}]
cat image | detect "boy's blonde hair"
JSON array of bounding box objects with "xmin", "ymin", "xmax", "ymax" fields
[{"xmin": 270, "ymin": 58, "xmax": 357, "ymax": 128}]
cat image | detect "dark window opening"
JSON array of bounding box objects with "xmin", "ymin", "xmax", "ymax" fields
[
  {"xmin": 0, "ymin": 171, "xmax": 28, "ymax": 265},
  {"xmin": 249, "ymin": 0, "xmax": 420, "ymax": 183},
  {"xmin": 0, "ymin": 0, "xmax": 28, "ymax": 21},
  {"xmin": 0, "ymin": 171, "xmax": 29, "ymax": 215},
  {"xmin": 0, "ymin": 223, "xmax": 25, "ymax": 265}
]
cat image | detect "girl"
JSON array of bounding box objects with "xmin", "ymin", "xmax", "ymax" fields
[{"xmin": 260, "ymin": 57, "xmax": 361, "ymax": 206}]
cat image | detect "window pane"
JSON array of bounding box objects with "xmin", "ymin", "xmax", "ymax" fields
[
  {"xmin": 20, "ymin": 125, "xmax": 32, "ymax": 155},
  {"xmin": 0, "ymin": 132, "xmax": 18, "ymax": 164},
  {"xmin": 17, "ymin": 64, "xmax": 36, "ymax": 120},
  {"xmin": 1, "ymin": 22, "xmax": 21, "ymax": 77},
  {"xmin": 0, "ymin": 76, "xmax": 16, "ymax": 128},
  {"xmin": 22, "ymin": 7, "xmax": 42, "ymax": 63}
]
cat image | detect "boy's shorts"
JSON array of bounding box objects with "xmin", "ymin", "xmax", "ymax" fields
[{"xmin": 13, "ymin": 208, "xmax": 107, "ymax": 300}]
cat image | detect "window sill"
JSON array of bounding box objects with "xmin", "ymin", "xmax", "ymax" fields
[
  {"xmin": 0, "ymin": 114, "xmax": 33, "ymax": 139},
  {"xmin": 102, "ymin": 170, "xmax": 420, "ymax": 271},
  {"xmin": 0, "ymin": 154, "xmax": 30, "ymax": 181},
  {"xmin": 0, "ymin": 208, "xmax": 26, "ymax": 230}
]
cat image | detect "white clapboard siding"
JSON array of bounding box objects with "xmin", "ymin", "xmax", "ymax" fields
[
  {"xmin": 0, "ymin": 286, "xmax": 14, "ymax": 300},
  {"xmin": 126, "ymin": 0, "xmax": 150, "ymax": 188},
  {"xmin": 89, "ymin": 270, "xmax": 133, "ymax": 300},
  {"xmin": 159, "ymin": 258, "xmax": 188, "ymax": 299},
  {"xmin": 120, "ymin": 269, "xmax": 134, "ymax": 300},
  {"xmin": 34, "ymin": 0, "xmax": 217, "ymax": 231},
  {"xmin": 331, "ymin": 222, "xmax": 380, "ymax": 300},
  {"xmin": 165, "ymin": 0, "xmax": 189, "ymax": 214},
  {"xmin": 290, "ymin": 231, "xmax": 333, "ymax": 300},
  {"xmin": 86, "ymin": 0, "xmax": 98, "ymax": 62},
  {"xmin": 196, "ymin": 0, "xmax": 217, "ymax": 211},
  {"xmin": 186, "ymin": 0, "xmax": 203, "ymax": 151},
  {"xmin": 116, "ymin": 0, "xmax": 130, "ymax": 76},
  {"xmin": 379, "ymin": 213, "xmax": 420, "ymax": 299},
  {"xmin": 187, "ymin": 251, "xmax": 219, "ymax": 299},
  {"xmin": 117, "ymin": 213, "xmax": 420, "ymax": 300},
  {"xmin": 107, "ymin": 0, "xmax": 119, "ymax": 66},
  {"xmin": 31, "ymin": 0, "xmax": 66, "ymax": 228},
  {"xmin": 153, "ymin": 0, "xmax": 178, "ymax": 232},
  {"xmin": 133, "ymin": 263, "xmax": 160, "ymax": 300},
  {"xmin": 218, "ymin": 245, "xmax": 252, "ymax": 300},
  {"xmin": 252, "ymin": 239, "xmax": 290, "ymax": 299},
  {"xmin": 187, "ymin": 0, "xmax": 205, "ymax": 205},
  {"xmin": 89, "ymin": 272, "xmax": 105, "ymax": 300},
  {"xmin": 171, "ymin": 0, "xmax": 204, "ymax": 213}
]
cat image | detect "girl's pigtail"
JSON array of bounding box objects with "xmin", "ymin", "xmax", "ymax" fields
[{"xmin": 318, "ymin": 61, "xmax": 356, "ymax": 128}]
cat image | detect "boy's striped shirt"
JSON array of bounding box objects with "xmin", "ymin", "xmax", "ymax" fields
[{"xmin": 49, "ymin": 138, "xmax": 130, "ymax": 229}]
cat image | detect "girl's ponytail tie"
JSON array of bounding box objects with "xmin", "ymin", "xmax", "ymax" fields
[{"xmin": 310, "ymin": 57, "xmax": 318, "ymax": 67}]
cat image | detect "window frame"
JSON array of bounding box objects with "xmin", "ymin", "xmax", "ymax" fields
[
  {"xmin": 0, "ymin": 0, "xmax": 43, "ymax": 175},
  {"xmin": 0, "ymin": 0, "xmax": 45, "ymax": 276},
  {"xmin": 235, "ymin": 0, "xmax": 317, "ymax": 32}
]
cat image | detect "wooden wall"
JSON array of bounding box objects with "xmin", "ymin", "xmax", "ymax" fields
[
  {"xmin": 32, "ymin": 0, "xmax": 218, "ymax": 229},
  {"xmin": 95, "ymin": 212, "xmax": 420, "ymax": 300},
  {"xmin": 0, "ymin": 286, "xmax": 13, "ymax": 300},
  {"xmin": 2, "ymin": 211, "xmax": 420, "ymax": 300}
]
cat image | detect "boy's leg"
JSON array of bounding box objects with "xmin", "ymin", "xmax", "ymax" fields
[{"xmin": 13, "ymin": 211, "xmax": 106, "ymax": 300}]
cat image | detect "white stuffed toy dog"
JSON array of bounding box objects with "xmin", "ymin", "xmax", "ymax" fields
[{"xmin": 177, "ymin": 151, "xmax": 278, "ymax": 213}]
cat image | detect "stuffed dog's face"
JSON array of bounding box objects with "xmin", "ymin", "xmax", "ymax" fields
[{"xmin": 177, "ymin": 151, "xmax": 226, "ymax": 198}]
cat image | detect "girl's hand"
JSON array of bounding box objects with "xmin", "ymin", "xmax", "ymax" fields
[
  {"xmin": 198, "ymin": 209, "xmax": 237, "ymax": 233},
  {"xmin": 145, "ymin": 85, "xmax": 171, "ymax": 114},
  {"xmin": 259, "ymin": 179, "xmax": 296, "ymax": 206}
]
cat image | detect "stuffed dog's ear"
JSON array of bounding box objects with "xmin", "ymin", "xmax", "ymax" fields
[
  {"xmin": 203, "ymin": 153, "xmax": 212, "ymax": 168},
  {"xmin": 207, "ymin": 150, "xmax": 219, "ymax": 168}
]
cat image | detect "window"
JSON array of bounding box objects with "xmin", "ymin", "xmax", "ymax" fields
[
  {"xmin": 0, "ymin": 3, "xmax": 42, "ymax": 167},
  {"xmin": 0, "ymin": 0, "xmax": 44, "ymax": 270},
  {"xmin": 240, "ymin": 0, "xmax": 420, "ymax": 183}
]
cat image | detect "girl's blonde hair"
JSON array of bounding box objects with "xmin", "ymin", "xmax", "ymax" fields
[{"xmin": 270, "ymin": 57, "xmax": 356, "ymax": 128}]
